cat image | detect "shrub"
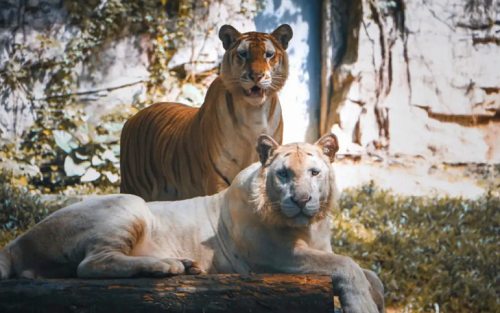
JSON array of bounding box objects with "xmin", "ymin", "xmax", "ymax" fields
[
  {"xmin": 333, "ymin": 185, "xmax": 500, "ymax": 312},
  {"xmin": 0, "ymin": 172, "xmax": 61, "ymax": 248}
]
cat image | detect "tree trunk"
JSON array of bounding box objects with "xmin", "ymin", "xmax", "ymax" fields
[{"xmin": 0, "ymin": 274, "xmax": 337, "ymax": 313}]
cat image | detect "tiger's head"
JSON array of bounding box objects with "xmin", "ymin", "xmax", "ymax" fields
[
  {"xmin": 218, "ymin": 24, "xmax": 293, "ymax": 106},
  {"xmin": 251, "ymin": 133, "xmax": 340, "ymax": 228}
]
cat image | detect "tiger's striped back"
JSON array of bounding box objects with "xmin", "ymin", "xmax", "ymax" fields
[
  {"xmin": 120, "ymin": 102, "xmax": 204, "ymax": 201},
  {"xmin": 120, "ymin": 24, "xmax": 292, "ymax": 201}
]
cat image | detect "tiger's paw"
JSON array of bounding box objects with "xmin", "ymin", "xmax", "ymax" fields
[{"xmin": 179, "ymin": 258, "xmax": 206, "ymax": 275}]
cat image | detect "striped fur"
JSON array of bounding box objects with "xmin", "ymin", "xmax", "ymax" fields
[{"xmin": 120, "ymin": 25, "xmax": 293, "ymax": 201}]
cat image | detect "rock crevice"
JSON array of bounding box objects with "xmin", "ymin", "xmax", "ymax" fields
[{"xmin": 324, "ymin": 0, "xmax": 500, "ymax": 163}]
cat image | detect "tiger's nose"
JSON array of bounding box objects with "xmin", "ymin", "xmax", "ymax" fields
[
  {"xmin": 292, "ymin": 196, "xmax": 312, "ymax": 209},
  {"xmin": 249, "ymin": 71, "xmax": 265, "ymax": 82}
]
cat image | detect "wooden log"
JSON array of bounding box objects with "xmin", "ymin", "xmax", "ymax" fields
[{"xmin": 0, "ymin": 274, "xmax": 337, "ymax": 313}]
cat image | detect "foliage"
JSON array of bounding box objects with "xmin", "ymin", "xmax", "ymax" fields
[
  {"xmin": 464, "ymin": 0, "xmax": 495, "ymax": 15},
  {"xmin": 0, "ymin": 0, "xmax": 263, "ymax": 193},
  {"xmin": 1, "ymin": 105, "xmax": 134, "ymax": 192},
  {"xmin": 333, "ymin": 184, "xmax": 500, "ymax": 313},
  {"xmin": 0, "ymin": 172, "xmax": 61, "ymax": 248},
  {"xmin": 0, "ymin": 0, "xmax": 194, "ymax": 192}
]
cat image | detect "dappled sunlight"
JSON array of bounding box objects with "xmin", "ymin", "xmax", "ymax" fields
[{"xmin": 331, "ymin": 185, "xmax": 500, "ymax": 312}]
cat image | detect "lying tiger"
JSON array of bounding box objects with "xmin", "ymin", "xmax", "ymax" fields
[
  {"xmin": 0, "ymin": 134, "xmax": 384, "ymax": 313},
  {"xmin": 120, "ymin": 24, "xmax": 293, "ymax": 201}
]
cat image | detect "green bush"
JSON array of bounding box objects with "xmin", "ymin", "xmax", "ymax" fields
[
  {"xmin": 0, "ymin": 173, "xmax": 61, "ymax": 248},
  {"xmin": 333, "ymin": 185, "xmax": 500, "ymax": 313}
]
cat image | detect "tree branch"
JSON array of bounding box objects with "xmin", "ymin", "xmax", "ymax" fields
[{"xmin": 34, "ymin": 80, "xmax": 146, "ymax": 101}]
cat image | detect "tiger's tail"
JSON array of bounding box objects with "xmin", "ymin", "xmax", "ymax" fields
[{"xmin": 0, "ymin": 247, "xmax": 12, "ymax": 280}]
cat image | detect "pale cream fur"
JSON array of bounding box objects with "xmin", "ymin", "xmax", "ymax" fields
[{"xmin": 0, "ymin": 135, "xmax": 384, "ymax": 313}]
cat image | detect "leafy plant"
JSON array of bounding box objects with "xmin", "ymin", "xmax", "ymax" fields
[
  {"xmin": 0, "ymin": 171, "xmax": 61, "ymax": 248},
  {"xmin": 1, "ymin": 0, "xmax": 193, "ymax": 191},
  {"xmin": 0, "ymin": 0, "xmax": 262, "ymax": 193},
  {"xmin": 333, "ymin": 185, "xmax": 500, "ymax": 313}
]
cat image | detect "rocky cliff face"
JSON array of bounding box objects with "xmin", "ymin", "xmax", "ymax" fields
[
  {"xmin": 1, "ymin": 0, "xmax": 499, "ymax": 166},
  {"xmin": 0, "ymin": 0, "xmax": 255, "ymax": 140},
  {"xmin": 325, "ymin": 0, "xmax": 500, "ymax": 163},
  {"xmin": 0, "ymin": 0, "xmax": 149, "ymax": 139}
]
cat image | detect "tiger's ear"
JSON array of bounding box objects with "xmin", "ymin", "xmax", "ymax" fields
[
  {"xmin": 271, "ymin": 24, "xmax": 293, "ymax": 50},
  {"xmin": 256, "ymin": 135, "xmax": 279, "ymax": 165},
  {"xmin": 219, "ymin": 25, "xmax": 241, "ymax": 50},
  {"xmin": 314, "ymin": 133, "xmax": 339, "ymax": 162}
]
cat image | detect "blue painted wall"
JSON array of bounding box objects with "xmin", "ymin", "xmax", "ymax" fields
[{"xmin": 255, "ymin": 0, "xmax": 322, "ymax": 142}]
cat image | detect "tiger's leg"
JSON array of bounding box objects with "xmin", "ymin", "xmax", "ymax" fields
[
  {"xmin": 363, "ymin": 269, "xmax": 385, "ymax": 313},
  {"xmin": 77, "ymin": 251, "xmax": 203, "ymax": 278}
]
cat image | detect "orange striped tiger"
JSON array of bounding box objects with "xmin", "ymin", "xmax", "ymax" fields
[{"xmin": 120, "ymin": 24, "xmax": 293, "ymax": 201}]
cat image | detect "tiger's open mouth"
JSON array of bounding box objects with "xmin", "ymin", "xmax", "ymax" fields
[{"xmin": 244, "ymin": 86, "xmax": 264, "ymax": 97}]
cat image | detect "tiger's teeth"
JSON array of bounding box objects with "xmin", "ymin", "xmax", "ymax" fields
[{"xmin": 243, "ymin": 87, "xmax": 263, "ymax": 97}]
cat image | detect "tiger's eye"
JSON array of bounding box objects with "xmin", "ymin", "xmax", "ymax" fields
[
  {"xmin": 277, "ymin": 169, "xmax": 288, "ymax": 179},
  {"xmin": 265, "ymin": 51, "xmax": 275, "ymax": 58},
  {"xmin": 311, "ymin": 169, "xmax": 320, "ymax": 176},
  {"xmin": 238, "ymin": 50, "xmax": 248, "ymax": 59}
]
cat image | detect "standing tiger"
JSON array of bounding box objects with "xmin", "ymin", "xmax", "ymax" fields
[{"xmin": 120, "ymin": 24, "xmax": 293, "ymax": 201}]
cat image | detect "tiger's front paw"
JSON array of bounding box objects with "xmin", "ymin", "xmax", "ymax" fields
[
  {"xmin": 159, "ymin": 258, "xmax": 205, "ymax": 275},
  {"xmin": 158, "ymin": 258, "xmax": 186, "ymax": 275},
  {"xmin": 179, "ymin": 258, "xmax": 206, "ymax": 275}
]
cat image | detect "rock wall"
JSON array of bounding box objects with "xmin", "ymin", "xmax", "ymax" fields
[
  {"xmin": 1, "ymin": 0, "xmax": 499, "ymax": 165},
  {"xmin": 0, "ymin": 0, "xmax": 256, "ymax": 140},
  {"xmin": 325, "ymin": 0, "xmax": 500, "ymax": 163},
  {"xmin": 0, "ymin": 0, "xmax": 150, "ymax": 137}
]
